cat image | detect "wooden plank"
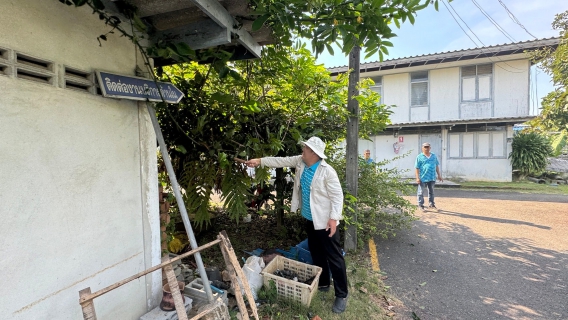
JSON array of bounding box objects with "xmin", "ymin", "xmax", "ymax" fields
[
  {"xmin": 80, "ymin": 239, "xmax": 221, "ymax": 304},
  {"xmin": 189, "ymin": 0, "xmax": 261, "ymax": 57},
  {"xmin": 219, "ymin": 231, "xmax": 259, "ymax": 320},
  {"xmin": 164, "ymin": 262, "xmax": 189, "ymax": 320},
  {"xmin": 189, "ymin": 303, "xmax": 218, "ymax": 320},
  {"xmin": 79, "ymin": 288, "xmax": 97, "ymax": 320},
  {"xmin": 218, "ymin": 237, "xmax": 249, "ymax": 320},
  {"xmin": 151, "ymin": 20, "xmax": 231, "ymax": 50}
]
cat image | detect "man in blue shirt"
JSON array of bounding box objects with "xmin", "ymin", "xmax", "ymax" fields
[
  {"xmin": 415, "ymin": 142, "xmax": 443, "ymax": 211},
  {"xmin": 364, "ymin": 149, "xmax": 374, "ymax": 164}
]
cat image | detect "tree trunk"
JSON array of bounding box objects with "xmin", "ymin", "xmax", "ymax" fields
[{"xmin": 344, "ymin": 46, "xmax": 360, "ymax": 252}]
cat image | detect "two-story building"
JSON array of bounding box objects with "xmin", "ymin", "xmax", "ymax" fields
[{"xmin": 330, "ymin": 38, "xmax": 560, "ymax": 182}]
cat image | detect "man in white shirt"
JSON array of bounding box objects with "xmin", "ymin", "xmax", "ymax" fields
[{"xmin": 245, "ymin": 137, "xmax": 348, "ymax": 313}]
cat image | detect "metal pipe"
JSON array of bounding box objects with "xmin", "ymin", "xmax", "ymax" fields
[{"xmin": 146, "ymin": 103, "xmax": 214, "ymax": 302}]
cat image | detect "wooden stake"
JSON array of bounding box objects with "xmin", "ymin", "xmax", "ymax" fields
[
  {"xmin": 218, "ymin": 231, "xmax": 259, "ymax": 320},
  {"xmin": 218, "ymin": 238, "xmax": 249, "ymax": 320},
  {"xmin": 164, "ymin": 262, "xmax": 189, "ymax": 320},
  {"xmin": 79, "ymin": 288, "xmax": 97, "ymax": 320}
]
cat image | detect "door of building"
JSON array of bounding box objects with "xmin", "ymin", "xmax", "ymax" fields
[{"xmin": 419, "ymin": 134, "xmax": 442, "ymax": 168}]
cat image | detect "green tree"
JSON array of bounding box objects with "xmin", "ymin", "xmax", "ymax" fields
[
  {"xmin": 530, "ymin": 10, "xmax": 568, "ymax": 155},
  {"xmin": 250, "ymin": 0, "xmax": 444, "ymax": 59},
  {"xmin": 157, "ymin": 46, "xmax": 391, "ymax": 228}
]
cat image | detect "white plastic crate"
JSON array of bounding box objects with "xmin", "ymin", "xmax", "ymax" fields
[{"xmin": 260, "ymin": 255, "xmax": 322, "ymax": 306}]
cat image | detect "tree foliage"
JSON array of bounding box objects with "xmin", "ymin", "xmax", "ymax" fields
[
  {"xmin": 509, "ymin": 132, "xmax": 552, "ymax": 176},
  {"xmin": 326, "ymin": 149, "xmax": 416, "ymax": 242},
  {"xmin": 157, "ymin": 45, "xmax": 392, "ymax": 227},
  {"xmin": 249, "ymin": 0, "xmax": 444, "ymax": 59},
  {"xmin": 529, "ymin": 10, "xmax": 568, "ymax": 155}
]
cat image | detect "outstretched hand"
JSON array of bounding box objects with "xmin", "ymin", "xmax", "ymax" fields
[{"xmin": 244, "ymin": 158, "xmax": 261, "ymax": 168}]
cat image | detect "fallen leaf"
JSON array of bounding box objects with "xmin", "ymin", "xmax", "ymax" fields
[
  {"xmin": 359, "ymin": 287, "xmax": 368, "ymax": 293},
  {"xmin": 419, "ymin": 282, "xmax": 427, "ymax": 286},
  {"xmin": 432, "ymin": 270, "xmax": 437, "ymax": 272}
]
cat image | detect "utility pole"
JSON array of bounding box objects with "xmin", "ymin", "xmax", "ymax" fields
[{"xmin": 344, "ymin": 45, "xmax": 360, "ymax": 252}]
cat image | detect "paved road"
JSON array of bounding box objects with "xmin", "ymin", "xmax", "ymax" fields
[
  {"xmin": 374, "ymin": 190, "xmax": 568, "ymax": 320},
  {"xmin": 435, "ymin": 189, "xmax": 568, "ymax": 203}
]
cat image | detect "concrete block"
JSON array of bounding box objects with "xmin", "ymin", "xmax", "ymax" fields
[
  {"xmin": 184, "ymin": 278, "xmax": 227, "ymax": 307},
  {"xmin": 139, "ymin": 296, "xmax": 192, "ymax": 320}
]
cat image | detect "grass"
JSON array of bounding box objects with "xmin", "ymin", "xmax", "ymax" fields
[
  {"xmin": 251, "ymin": 253, "xmax": 402, "ymax": 320},
  {"xmin": 459, "ymin": 180, "xmax": 568, "ymax": 195}
]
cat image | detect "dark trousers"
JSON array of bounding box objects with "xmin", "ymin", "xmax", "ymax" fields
[{"xmin": 305, "ymin": 219, "xmax": 348, "ymax": 298}]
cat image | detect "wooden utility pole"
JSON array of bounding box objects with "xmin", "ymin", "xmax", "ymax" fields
[{"xmin": 344, "ymin": 45, "xmax": 360, "ymax": 252}]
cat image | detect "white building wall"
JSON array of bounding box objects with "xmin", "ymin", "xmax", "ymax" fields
[
  {"xmin": 430, "ymin": 68, "xmax": 460, "ymax": 121},
  {"xmin": 0, "ymin": 2, "xmax": 160, "ymax": 319},
  {"xmin": 444, "ymin": 158, "xmax": 512, "ymax": 181},
  {"xmin": 383, "ymin": 73, "xmax": 410, "ymax": 124},
  {"xmin": 443, "ymin": 126, "xmax": 514, "ymax": 181},
  {"xmin": 494, "ymin": 59, "xmax": 530, "ymax": 117},
  {"xmin": 373, "ymin": 134, "xmax": 421, "ymax": 178}
]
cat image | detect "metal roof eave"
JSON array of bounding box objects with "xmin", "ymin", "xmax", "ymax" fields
[
  {"xmin": 386, "ymin": 116, "xmax": 537, "ymax": 129},
  {"xmin": 329, "ymin": 38, "xmax": 560, "ymax": 75}
]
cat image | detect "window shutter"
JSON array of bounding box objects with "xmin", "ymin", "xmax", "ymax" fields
[
  {"xmin": 370, "ymin": 76, "xmax": 382, "ymax": 85},
  {"xmin": 411, "ymin": 82, "xmax": 428, "ymax": 106},
  {"xmin": 462, "ymin": 66, "xmax": 476, "ymax": 77},
  {"xmin": 411, "ymin": 71, "xmax": 428, "ymax": 81},
  {"xmin": 477, "ymin": 64, "xmax": 493, "ymax": 75}
]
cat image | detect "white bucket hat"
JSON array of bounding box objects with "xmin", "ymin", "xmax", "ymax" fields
[{"xmin": 299, "ymin": 136, "xmax": 327, "ymax": 159}]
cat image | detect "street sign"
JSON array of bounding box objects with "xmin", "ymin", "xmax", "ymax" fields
[{"xmin": 96, "ymin": 71, "xmax": 184, "ymax": 104}]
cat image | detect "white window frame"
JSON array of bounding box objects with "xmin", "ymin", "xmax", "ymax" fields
[
  {"xmin": 461, "ymin": 64, "xmax": 493, "ymax": 102},
  {"xmin": 410, "ymin": 71, "xmax": 429, "ymax": 107},
  {"xmin": 447, "ymin": 131, "xmax": 507, "ymax": 159},
  {"xmin": 369, "ymin": 76, "xmax": 382, "ymax": 104}
]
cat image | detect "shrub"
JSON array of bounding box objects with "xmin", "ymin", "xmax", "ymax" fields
[
  {"xmin": 509, "ymin": 132, "xmax": 553, "ymax": 175},
  {"xmin": 326, "ymin": 148, "xmax": 417, "ymax": 244}
]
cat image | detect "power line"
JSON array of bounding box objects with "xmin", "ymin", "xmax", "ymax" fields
[
  {"xmin": 471, "ymin": 0, "xmax": 516, "ymax": 43},
  {"xmin": 442, "ymin": 0, "xmax": 526, "ymax": 73},
  {"xmin": 496, "ymin": 0, "xmax": 537, "ymax": 39}
]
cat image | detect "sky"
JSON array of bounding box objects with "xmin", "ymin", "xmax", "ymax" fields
[{"xmin": 313, "ymin": 0, "xmax": 568, "ymax": 113}]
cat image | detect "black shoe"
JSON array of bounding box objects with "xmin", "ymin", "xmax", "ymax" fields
[
  {"xmin": 419, "ymin": 206, "xmax": 426, "ymax": 212},
  {"xmin": 318, "ymin": 285, "xmax": 330, "ymax": 292},
  {"xmin": 332, "ymin": 296, "xmax": 347, "ymax": 313},
  {"xmin": 428, "ymin": 204, "xmax": 438, "ymax": 211}
]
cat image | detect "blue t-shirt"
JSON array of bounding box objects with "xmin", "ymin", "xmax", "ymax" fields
[
  {"xmin": 415, "ymin": 153, "xmax": 439, "ymax": 182},
  {"xmin": 300, "ymin": 160, "xmax": 321, "ymax": 220}
]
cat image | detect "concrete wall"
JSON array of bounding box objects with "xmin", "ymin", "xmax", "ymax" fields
[
  {"xmin": 429, "ymin": 68, "xmax": 460, "ymax": 120},
  {"xmin": 494, "ymin": 59, "xmax": 530, "ymax": 117},
  {"xmin": 383, "ymin": 73, "xmax": 410, "ymax": 123},
  {"xmin": 0, "ymin": 1, "xmax": 160, "ymax": 319},
  {"xmin": 373, "ymin": 134, "xmax": 420, "ymax": 178}
]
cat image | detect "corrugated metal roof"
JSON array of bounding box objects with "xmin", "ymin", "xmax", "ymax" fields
[
  {"xmin": 328, "ymin": 37, "xmax": 560, "ymax": 74},
  {"xmin": 386, "ymin": 116, "xmax": 536, "ymax": 128}
]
